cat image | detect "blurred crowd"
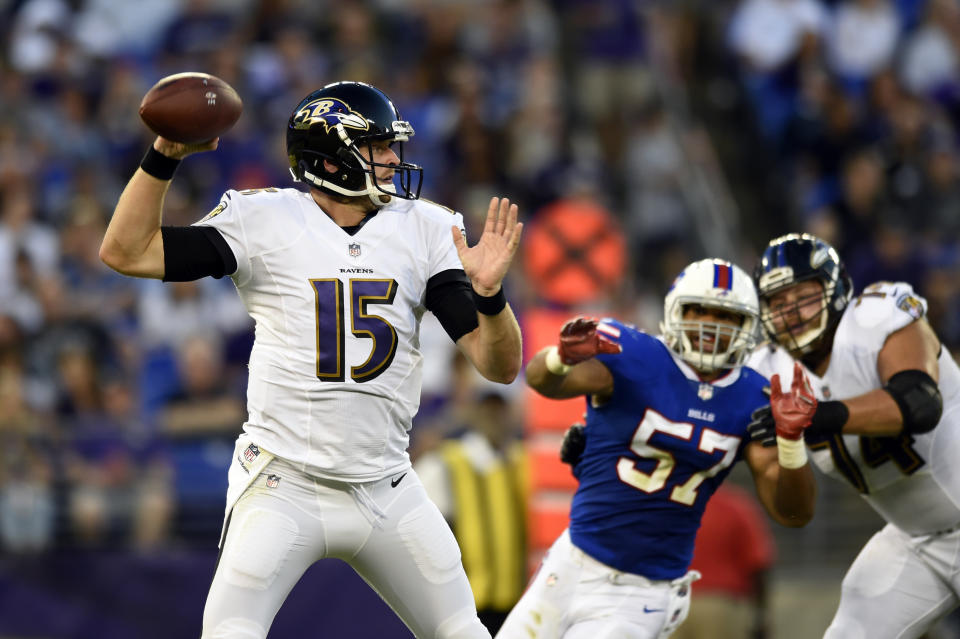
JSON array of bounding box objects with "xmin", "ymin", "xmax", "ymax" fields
[
  {"xmin": 0, "ymin": 0, "xmax": 958, "ymax": 566},
  {"xmin": 707, "ymin": 0, "xmax": 960, "ymax": 346}
]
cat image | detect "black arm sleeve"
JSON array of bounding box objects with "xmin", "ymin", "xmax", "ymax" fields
[
  {"xmin": 425, "ymin": 269, "xmax": 479, "ymax": 343},
  {"xmin": 160, "ymin": 226, "xmax": 238, "ymax": 282}
]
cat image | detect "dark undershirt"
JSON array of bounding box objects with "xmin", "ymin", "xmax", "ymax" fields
[
  {"xmin": 340, "ymin": 210, "xmax": 378, "ymax": 236},
  {"xmin": 160, "ymin": 225, "xmax": 479, "ymax": 342}
]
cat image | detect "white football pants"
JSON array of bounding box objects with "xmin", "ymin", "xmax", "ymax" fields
[
  {"xmin": 201, "ymin": 451, "xmax": 490, "ymax": 639},
  {"xmin": 823, "ymin": 522, "xmax": 960, "ymax": 639},
  {"xmin": 496, "ymin": 530, "xmax": 699, "ymax": 639}
]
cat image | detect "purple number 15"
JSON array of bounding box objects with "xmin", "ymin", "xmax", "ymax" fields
[{"xmin": 310, "ymin": 278, "xmax": 399, "ymax": 382}]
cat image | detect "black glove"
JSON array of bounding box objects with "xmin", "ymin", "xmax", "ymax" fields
[
  {"xmin": 748, "ymin": 405, "xmax": 776, "ymax": 447},
  {"xmin": 560, "ymin": 423, "xmax": 586, "ymax": 466}
]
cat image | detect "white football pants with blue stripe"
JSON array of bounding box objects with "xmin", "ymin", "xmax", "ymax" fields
[
  {"xmin": 201, "ymin": 449, "xmax": 489, "ymax": 639},
  {"xmin": 496, "ymin": 530, "xmax": 698, "ymax": 639}
]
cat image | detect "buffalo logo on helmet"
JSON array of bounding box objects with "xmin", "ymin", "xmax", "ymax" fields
[{"xmin": 292, "ymin": 98, "xmax": 370, "ymax": 133}]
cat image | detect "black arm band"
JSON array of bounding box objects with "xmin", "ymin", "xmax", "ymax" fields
[
  {"xmin": 884, "ymin": 369, "xmax": 942, "ymax": 435},
  {"xmin": 161, "ymin": 226, "xmax": 237, "ymax": 281},
  {"xmin": 472, "ymin": 287, "xmax": 507, "ymax": 315},
  {"xmin": 806, "ymin": 400, "xmax": 849, "ymax": 438},
  {"xmin": 140, "ymin": 146, "xmax": 181, "ymax": 180},
  {"xmin": 426, "ymin": 269, "xmax": 479, "ymax": 342}
]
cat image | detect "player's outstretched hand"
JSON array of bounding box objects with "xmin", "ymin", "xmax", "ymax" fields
[
  {"xmin": 153, "ymin": 135, "xmax": 219, "ymax": 160},
  {"xmin": 451, "ymin": 197, "xmax": 523, "ymax": 296},
  {"xmin": 558, "ymin": 316, "xmax": 622, "ymax": 365},
  {"xmin": 770, "ymin": 362, "xmax": 818, "ymax": 440},
  {"xmin": 560, "ymin": 423, "xmax": 586, "ymax": 466}
]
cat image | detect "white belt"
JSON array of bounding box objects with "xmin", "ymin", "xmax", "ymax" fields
[
  {"xmin": 564, "ymin": 531, "xmax": 702, "ymax": 589},
  {"xmin": 565, "ymin": 531, "xmax": 662, "ymax": 587}
]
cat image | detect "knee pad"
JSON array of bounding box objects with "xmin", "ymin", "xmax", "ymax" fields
[
  {"xmin": 397, "ymin": 503, "xmax": 461, "ymax": 585},
  {"xmin": 223, "ymin": 508, "xmax": 299, "ymax": 591}
]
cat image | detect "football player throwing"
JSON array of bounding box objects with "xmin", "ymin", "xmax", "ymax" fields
[{"xmin": 100, "ymin": 80, "xmax": 523, "ymax": 639}]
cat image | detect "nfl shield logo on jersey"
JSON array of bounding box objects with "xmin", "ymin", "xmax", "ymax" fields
[
  {"xmin": 698, "ymin": 383, "xmax": 714, "ymax": 401},
  {"xmin": 348, "ymin": 242, "xmax": 361, "ymax": 258},
  {"xmin": 244, "ymin": 444, "xmax": 260, "ymax": 463},
  {"xmin": 266, "ymin": 474, "xmax": 281, "ymax": 489}
]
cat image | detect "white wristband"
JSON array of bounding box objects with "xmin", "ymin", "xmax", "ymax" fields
[
  {"xmin": 545, "ymin": 346, "xmax": 572, "ymax": 376},
  {"xmin": 776, "ymin": 435, "xmax": 808, "ymax": 469}
]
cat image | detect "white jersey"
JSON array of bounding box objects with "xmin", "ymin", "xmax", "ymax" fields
[
  {"xmin": 747, "ymin": 281, "xmax": 960, "ymax": 535},
  {"xmin": 196, "ymin": 187, "xmax": 465, "ymax": 481}
]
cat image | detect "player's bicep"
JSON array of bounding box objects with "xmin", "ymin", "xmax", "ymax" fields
[{"xmin": 877, "ymin": 319, "xmax": 940, "ymax": 384}]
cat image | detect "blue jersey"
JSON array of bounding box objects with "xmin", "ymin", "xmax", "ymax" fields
[{"xmin": 568, "ymin": 319, "xmax": 769, "ymax": 580}]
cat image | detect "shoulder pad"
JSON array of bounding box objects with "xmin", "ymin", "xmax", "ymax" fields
[{"xmin": 851, "ymin": 281, "xmax": 926, "ymax": 329}]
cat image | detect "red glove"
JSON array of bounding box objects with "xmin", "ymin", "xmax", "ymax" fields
[
  {"xmin": 557, "ymin": 316, "xmax": 622, "ymax": 365},
  {"xmin": 770, "ymin": 361, "xmax": 818, "ymax": 440}
]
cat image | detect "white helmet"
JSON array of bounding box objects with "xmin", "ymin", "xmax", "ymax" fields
[{"xmin": 659, "ymin": 259, "xmax": 760, "ymax": 373}]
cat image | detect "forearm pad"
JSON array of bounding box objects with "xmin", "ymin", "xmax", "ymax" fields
[{"xmin": 884, "ymin": 369, "xmax": 942, "ymax": 435}]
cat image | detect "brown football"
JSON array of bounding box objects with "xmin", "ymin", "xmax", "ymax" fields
[{"xmin": 139, "ymin": 72, "xmax": 243, "ymax": 144}]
